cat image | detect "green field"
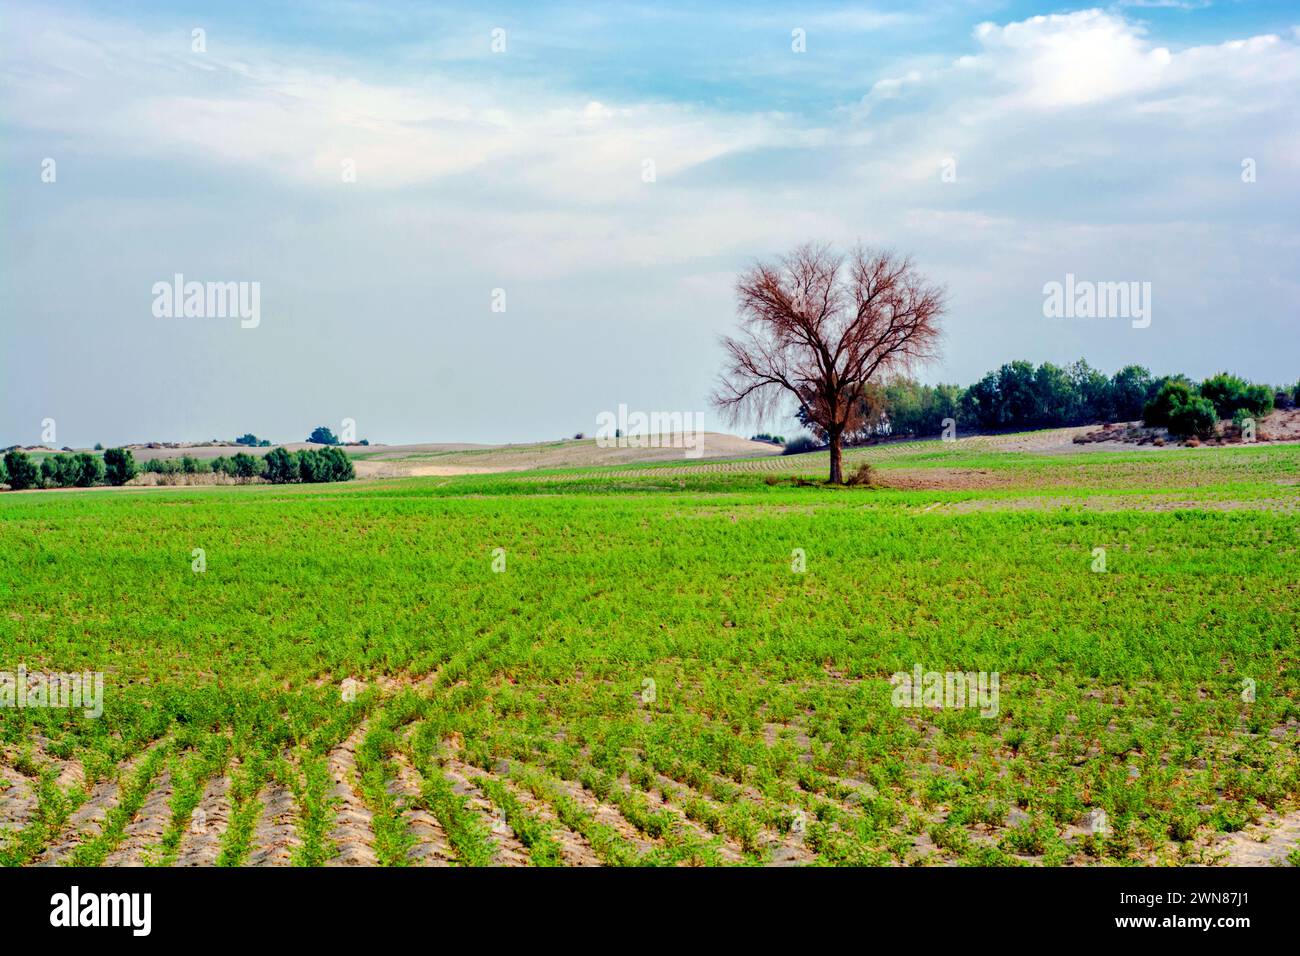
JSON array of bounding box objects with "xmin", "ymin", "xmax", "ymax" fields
[{"xmin": 2, "ymin": 441, "xmax": 1297, "ymax": 866}]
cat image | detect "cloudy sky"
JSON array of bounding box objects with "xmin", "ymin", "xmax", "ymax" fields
[{"xmin": 2, "ymin": 0, "xmax": 1297, "ymax": 446}]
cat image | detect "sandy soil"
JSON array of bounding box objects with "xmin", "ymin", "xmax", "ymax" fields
[
  {"xmin": 15, "ymin": 433, "xmax": 779, "ymax": 479},
  {"xmin": 352, "ymin": 433, "xmax": 782, "ymax": 478}
]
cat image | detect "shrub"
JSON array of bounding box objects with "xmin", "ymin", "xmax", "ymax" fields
[
  {"xmin": 50, "ymin": 453, "xmax": 90, "ymax": 488},
  {"xmin": 296, "ymin": 449, "xmax": 324, "ymax": 483},
  {"xmin": 179, "ymin": 455, "xmax": 202, "ymax": 475},
  {"xmin": 782, "ymin": 435, "xmax": 820, "ymax": 455},
  {"xmin": 41, "ymin": 454, "xmax": 75, "ymax": 488},
  {"xmin": 1273, "ymin": 390, "xmax": 1294, "ymax": 411},
  {"xmin": 1142, "ymin": 380, "xmax": 1196, "ymax": 428},
  {"xmin": 72, "ymin": 453, "xmax": 105, "ymax": 487},
  {"xmin": 845, "ymin": 462, "xmax": 877, "ymax": 487},
  {"xmin": 1243, "ymin": 383, "xmax": 1274, "ymax": 418},
  {"xmin": 262, "ymin": 447, "xmax": 299, "ymax": 484},
  {"xmin": 210, "ymin": 456, "xmax": 229, "ymax": 474},
  {"xmin": 231, "ymin": 452, "xmax": 260, "ymax": 482},
  {"xmin": 143, "ymin": 458, "xmax": 182, "ymax": 476},
  {"xmin": 286, "ymin": 447, "xmax": 355, "ymax": 483},
  {"xmin": 1167, "ymin": 395, "xmax": 1217, "ymax": 439},
  {"xmin": 235, "ymin": 433, "xmax": 270, "ymax": 447},
  {"xmin": 1199, "ymin": 372, "xmax": 1272, "ymax": 419},
  {"xmin": 307, "ymin": 426, "xmax": 339, "ymax": 446},
  {"xmin": 0, "ymin": 456, "xmax": 6, "ymax": 486},
  {"xmin": 102, "ymin": 448, "xmax": 137, "ymax": 486},
  {"xmin": 1231, "ymin": 408, "xmax": 1257, "ymax": 434},
  {"xmin": 318, "ymin": 446, "xmax": 355, "ymax": 482}
]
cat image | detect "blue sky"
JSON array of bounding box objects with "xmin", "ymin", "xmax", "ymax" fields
[{"xmin": 2, "ymin": 0, "xmax": 1297, "ymax": 446}]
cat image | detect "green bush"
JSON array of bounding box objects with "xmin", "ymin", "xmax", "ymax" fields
[
  {"xmin": 296, "ymin": 449, "xmax": 324, "ymax": 483},
  {"xmin": 319, "ymin": 446, "xmax": 354, "ymax": 482},
  {"xmin": 2, "ymin": 452, "xmax": 38, "ymax": 489},
  {"xmin": 103, "ymin": 448, "xmax": 137, "ymax": 486},
  {"xmin": 307, "ymin": 426, "xmax": 340, "ymax": 446},
  {"xmin": 0, "ymin": 456, "xmax": 6, "ymax": 486},
  {"xmin": 262, "ymin": 447, "xmax": 299, "ymax": 484},
  {"xmin": 1142, "ymin": 381, "xmax": 1196, "ymax": 428},
  {"xmin": 41, "ymin": 454, "xmax": 77, "ymax": 488},
  {"xmin": 1167, "ymin": 396, "xmax": 1218, "ymax": 439},
  {"xmin": 287, "ymin": 447, "xmax": 355, "ymax": 483},
  {"xmin": 231, "ymin": 452, "xmax": 260, "ymax": 482},
  {"xmin": 1200, "ymin": 372, "xmax": 1272, "ymax": 420},
  {"xmin": 144, "ymin": 458, "xmax": 182, "ymax": 476},
  {"xmin": 72, "ymin": 453, "xmax": 105, "ymax": 487},
  {"xmin": 180, "ymin": 455, "xmax": 202, "ymax": 475}
]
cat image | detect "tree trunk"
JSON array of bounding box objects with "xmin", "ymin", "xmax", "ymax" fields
[{"xmin": 828, "ymin": 428, "xmax": 844, "ymax": 484}]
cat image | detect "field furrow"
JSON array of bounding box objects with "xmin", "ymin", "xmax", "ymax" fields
[
  {"xmin": 34, "ymin": 746, "xmax": 159, "ymax": 866},
  {"xmin": 441, "ymin": 758, "xmax": 531, "ymax": 866},
  {"xmin": 173, "ymin": 774, "xmax": 231, "ymax": 867},
  {"xmin": 103, "ymin": 770, "xmax": 173, "ymax": 866},
  {"xmin": 0, "ymin": 764, "xmax": 37, "ymax": 835},
  {"xmin": 388, "ymin": 752, "xmax": 455, "ymax": 866},
  {"xmin": 493, "ymin": 773, "xmax": 601, "ymax": 867},
  {"xmin": 247, "ymin": 781, "xmax": 301, "ymax": 866},
  {"xmin": 544, "ymin": 774, "xmax": 661, "ymax": 860},
  {"xmin": 326, "ymin": 724, "xmax": 378, "ymax": 866}
]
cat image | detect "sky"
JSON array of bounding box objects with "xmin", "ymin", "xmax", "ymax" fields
[{"xmin": 2, "ymin": 0, "xmax": 1298, "ymax": 447}]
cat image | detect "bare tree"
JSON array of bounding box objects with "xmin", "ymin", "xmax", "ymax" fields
[{"xmin": 713, "ymin": 243, "xmax": 946, "ymax": 483}]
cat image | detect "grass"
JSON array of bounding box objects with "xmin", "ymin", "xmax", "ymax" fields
[{"xmin": 1, "ymin": 440, "xmax": 1297, "ymax": 866}]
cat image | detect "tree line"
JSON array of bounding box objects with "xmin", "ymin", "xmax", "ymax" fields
[
  {"xmin": 796, "ymin": 362, "xmax": 1295, "ymax": 444},
  {"xmin": 2, "ymin": 445, "xmax": 355, "ymax": 491}
]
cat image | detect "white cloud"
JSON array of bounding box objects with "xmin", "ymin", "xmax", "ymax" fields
[
  {"xmin": 0, "ymin": 6, "xmax": 795, "ymax": 201},
  {"xmin": 851, "ymin": 8, "xmax": 1300, "ymax": 186}
]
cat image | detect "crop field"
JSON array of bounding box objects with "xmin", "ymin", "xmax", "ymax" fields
[{"xmin": 1, "ymin": 441, "xmax": 1297, "ymax": 867}]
